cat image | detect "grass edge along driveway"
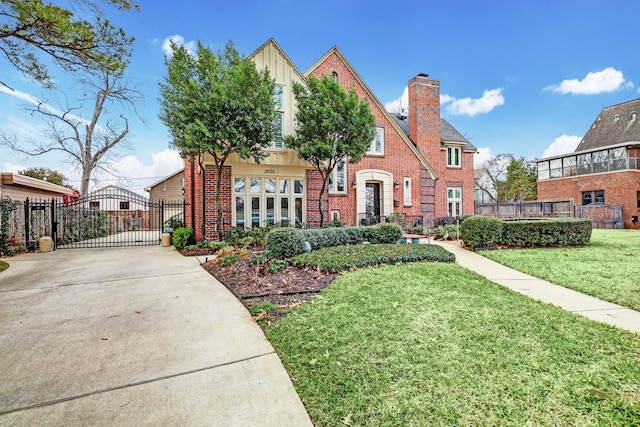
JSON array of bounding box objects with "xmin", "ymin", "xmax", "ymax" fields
[
  {"xmin": 267, "ymin": 262, "xmax": 640, "ymax": 426},
  {"xmin": 480, "ymin": 229, "xmax": 640, "ymax": 312}
]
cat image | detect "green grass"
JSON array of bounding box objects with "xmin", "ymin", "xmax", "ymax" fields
[
  {"xmin": 267, "ymin": 262, "xmax": 640, "ymax": 426},
  {"xmin": 480, "ymin": 229, "xmax": 640, "ymax": 311},
  {"xmin": 0, "ymin": 260, "xmax": 8, "ymax": 273}
]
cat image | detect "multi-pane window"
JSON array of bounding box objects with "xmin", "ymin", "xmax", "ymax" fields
[
  {"xmin": 89, "ymin": 201, "xmax": 100, "ymax": 208},
  {"xmin": 582, "ymin": 190, "xmax": 604, "ymax": 205},
  {"xmin": 447, "ymin": 187, "xmax": 462, "ymax": 217},
  {"xmin": 272, "ymin": 85, "xmax": 284, "ymax": 149},
  {"xmin": 328, "ymin": 159, "xmax": 347, "ymax": 194},
  {"xmin": 446, "ymin": 146, "xmax": 461, "ymax": 167},
  {"xmin": 273, "ymin": 112, "xmax": 284, "ymax": 149},
  {"xmin": 367, "ymin": 127, "xmax": 384, "ymax": 155},
  {"xmin": 233, "ymin": 176, "xmax": 304, "ymax": 228},
  {"xmin": 403, "ymin": 178, "xmax": 412, "ymax": 206},
  {"xmin": 119, "ymin": 201, "xmax": 130, "ymax": 210}
]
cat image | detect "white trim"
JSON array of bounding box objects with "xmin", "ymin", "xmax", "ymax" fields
[
  {"xmin": 403, "ymin": 177, "xmax": 412, "ymax": 206},
  {"xmin": 354, "ymin": 170, "xmax": 393, "ymax": 218}
]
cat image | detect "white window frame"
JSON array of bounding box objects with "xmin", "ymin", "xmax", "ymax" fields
[
  {"xmin": 367, "ymin": 127, "xmax": 384, "ymax": 155},
  {"xmin": 233, "ymin": 176, "xmax": 305, "ymax": 228},
  {"xmin": 274, "ymin": 84, "xmax": 284, "ymax": 109},
  {"xmin": 447, "ymin": 187, "xmax": 462, "ymax": 217},
  {"xmin": 403, "ymin": 178, "xmax": 412, "ymax": 206},
  {"xmin": 446, "ymin": 146, "xmax": 461, "ymax": 168},
  {"xmin": 273, "ymin": 112, "xmax": 284, "ymax": 149},
  {"xmin": 328, "ymin": 159, "xmax": 347, "ymax": 194}
]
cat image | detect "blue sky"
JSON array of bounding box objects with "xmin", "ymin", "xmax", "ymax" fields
[{"xmin": 1, "ymin": 0, "xmax": 639, "ymax": 193}]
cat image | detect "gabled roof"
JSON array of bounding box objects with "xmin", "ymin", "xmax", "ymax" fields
[
  {"xmin": 0, "ymin": 172, "xmax": 74, "ymax": 195},
  {"xmin": 305, "ymin": 46, "xmax": 438, "ymax": 180},
  {"xmin": 89, "ymin": 185, "xmax": 148, "ymax": 199},
  {"xmin": 390, "ymin": 115, "xmax": 476, "ymax": 152},
  {"xmin": 575, "ymin": 98, "xmax": 640, "ymax": 152},
  {"xmin": 144, "ymin": 168, "xmax": 184, "ymax": 192},
  {"xmin": 249, "ymin": 38, "xmax": 307, "ymax": 83}
]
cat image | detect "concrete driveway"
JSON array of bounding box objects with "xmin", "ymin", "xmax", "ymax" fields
[{"xmin": 0, "ymin": 246, "xmax": 312, "ymax": 426}]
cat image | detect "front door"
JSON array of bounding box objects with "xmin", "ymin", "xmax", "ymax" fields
[{"xmin": 365, "ymin": 183, "xmax": 381, "ymax": 222}]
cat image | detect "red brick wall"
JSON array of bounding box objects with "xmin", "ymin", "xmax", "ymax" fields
[
  {"xmin": 537, "ymin": 170, "xmax": 640, "ymax": 229},
  {"xmin": 311, "ymin": 53, "xmax": 434, "ymax": 225}
]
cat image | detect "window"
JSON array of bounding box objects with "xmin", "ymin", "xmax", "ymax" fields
[
  {"xmin": 637, "ymin": 191, "xmax": 640, "ymax": 208},
  {"xmin": 331, "ymin": 72, "xmax": 338, "ymax": 82},
  {"xmin": 119, "ymin": 201, "xmax": 130, "ymax": 210},
  {"xmin": 446, "ymin": 146, "xmax": 461, "ymax": 167},
  {"xmin": 403, "ymin": 178, "xmax": 412, "ymax": 206},
  {"xmin": 331, "ymin": 210, "xmax": 340, "ymax": 221},
  {"xmin": 233, "ymin": 176, "xmax": 305, "ymax": 228},
  {"xmin": 89, "ymin": 201, "xmax": 100, "ymax": 208},
  {"xmin": 549, "ymin": 158, "xmax": 562, "ymax": 178},
  {"xmin": 562, "ymin": 156, "xmax": 576, "ymax": 176},
  {"xmin": 367, "ymin": 127, "xmax": 384, "ymax": 155},
  {"xmin": 328, "ymin": 159, "xmax": 347, "ymax": 194},
  {"xmin": 582, "ymin": 190, "xmax": 604, "ymax": 205},
  {"xmin": 447, "ymin": 187, "xmax": 462, "ymax": 217},
  {"xmin": 273, "ymin": 112, "xmax": 284, "ymax": 149},
  {"xmin": 537, "ymin": 161, "xmax": 549, "ymax": 180},
  {"xmin": 274, "ymin": 85, "xmax": 284, "ymax": 109}
]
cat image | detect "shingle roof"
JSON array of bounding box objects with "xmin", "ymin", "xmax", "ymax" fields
[
  {"xmin": 575, "ymin": 98, "xmax": 640, "ymax": 152},
  {"xmin": 389, "ymin": 114, "xmax": 476, "ymax": 151}
]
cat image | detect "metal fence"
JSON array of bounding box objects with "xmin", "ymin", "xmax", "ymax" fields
[{"xmin": 474, "ymin": 199, "xmax": 574, "ymax": 219}]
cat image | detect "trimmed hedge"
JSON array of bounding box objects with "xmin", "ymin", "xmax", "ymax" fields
[
  {"xmin": 460, "ymin": 217, "xmax": 592, "ymax": 250},
  {"xmin": 291, "ymin": 243, "xmax": 455, "ymax": 272},
  {"xmin": 266, "ymin": 223, "xmax": 403, "ymax": 258}
]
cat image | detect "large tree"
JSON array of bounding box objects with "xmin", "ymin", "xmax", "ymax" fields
[
  {"xmin": 0, "ymin": 0, "xmax": 138, "ymax": 88},
  {"xmin": 285, "ymin": 75, "xmax": 375, "ymax": 227},
  {"xmin": 158, "ymin": 40, "xmax": 277, "ymax": 240},
  {"xmin": 19, "ymin": 166, "xmax": 67, "ymax": 186},
  {"xmin": 476, "ymin": 153, "xmax": 513, "ymax": 203},
  {"xmin": 503, "ymin": 156, "xmax": 537, "ymax": 201},
  {"xmin": 1, "ymin": 67, "xmax": 141, "ymax": 195}
]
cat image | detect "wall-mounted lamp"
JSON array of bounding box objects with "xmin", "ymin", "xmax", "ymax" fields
[
  {"xmin": 394, "ymin": 180, "xmax": 400, "ymax": 190},
  {"xmin": 352, "ymin": 179, "xmax": 357, "ymax": 189}
]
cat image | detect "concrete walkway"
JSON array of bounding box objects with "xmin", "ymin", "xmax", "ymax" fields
[
  {"xmin": 0, "ymin": 246, "xmax": 313, "ymax": 427},
  {"xmin": 432, "ymin": 240, "xmax": 640, "ymax": 334}
]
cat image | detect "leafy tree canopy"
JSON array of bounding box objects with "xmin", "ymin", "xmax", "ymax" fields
[
  {"xmin": 503, "ymin": 156, "xmax": 537, "ymax": 201},
  {"xmin": 19, "ymin": 166, "xmax": 68, "ymax": 186},
  {"xmin": 285, "ymin": 75, "xmax": 376, "ymax": 225},
  {"xmin": 0, "ymin": 0, "xmax": 139, "ymax": 88},
  {"xmin": 158, "ymin": 39, "xmax": 277, "ymax": 238}
]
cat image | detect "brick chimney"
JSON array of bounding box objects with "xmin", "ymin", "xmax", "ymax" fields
[{"xmin": 408, "ymin": 74, "xmax": 441, "ymax": 156}]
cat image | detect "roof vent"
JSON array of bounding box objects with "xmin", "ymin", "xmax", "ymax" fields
[
  {"xmin": 614, "ymin": 114, "xmax": 620, "ymax": 122},
  {"xmin": 632, "ymin": 111, "xmax": 637, "ymax": 121}
]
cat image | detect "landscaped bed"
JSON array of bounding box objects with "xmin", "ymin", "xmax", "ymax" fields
[{"xmin": 480, "ymin": 229, "xmax": 640, "ymax": 311}]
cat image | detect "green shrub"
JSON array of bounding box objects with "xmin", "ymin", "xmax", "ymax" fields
[
  {"xmin": 460, "ymin": 216, "xmax": 503, "ymax": 249},
  {"xmin": 291, "ymin": 243, "xmax": 455, "ymax": 272},
  {"xmin": 501, "ymin": 219, "xmax": 592, "ymax": 247},
  {"xmin": 266, "ymin": 228, "xmax": 307, "ymax": 258},
  {"xmin": 172, "ymin": 227, "xmax": 194, "ymax": 249},
  {"xmin": 374, "ymin": 223, "xmax": 403, "ymax": 243},
  {"xmin": 220, "ymin": 254, "xmax": 238, "ymax": 267},
  {"xmin": 267, "ymin": 259, "xmax": 288, "ymax": 274},
  {"xmin": 163, "ymin": 217, "xmax": 183, "ymax": 230}
]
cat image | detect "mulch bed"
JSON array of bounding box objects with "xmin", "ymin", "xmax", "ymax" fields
[{"xmin": 185, "ymin": 248, "xmax": 338, "ymax": 325}]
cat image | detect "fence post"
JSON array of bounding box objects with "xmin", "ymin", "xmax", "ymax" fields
[
  {"xmin": 24, "ymin": 197, "xmax": 30, "ymax": 248},
  {"xmin": 51, "ymin": 198, "xmax": 57, "ymax": 251}
]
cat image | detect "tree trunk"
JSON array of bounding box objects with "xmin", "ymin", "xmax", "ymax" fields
[{"xmin": 318, "ymin": 177, "xmax": 328, "ymax": 227}]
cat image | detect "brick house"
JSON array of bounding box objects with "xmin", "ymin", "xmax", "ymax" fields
[
  {"xmin": 536, "ymin": 98, "xmax": 640, "ymax": 228},
  {"xmin": 184, "ymin": 39, "xmax": 476, "ymax": 240}
]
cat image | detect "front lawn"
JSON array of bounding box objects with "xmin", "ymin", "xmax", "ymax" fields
[
  {"xmin": 480, "ymin": 229, "xmax": 640, "ymax": 311},
  {"xmin": 267, "ymin": 262, "xmax": 640, "ymax": 426}
]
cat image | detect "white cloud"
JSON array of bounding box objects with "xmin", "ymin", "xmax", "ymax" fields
[
  {"xmin": 442, "ymin": 88, "xmax": 505, "ymax": 117},
  {"xmin": 81, "ymin": 149, "xmax": 183, "ymax": 194},
  {"xmin": 384, "ymin": 87, "xmax": 504, "ymax": 117},
  {"xmin": 2, "ymin": 162, "xmax": 27, "ymax": 173},
  {"xmin": 162, "ymin": 35, "xmax": 197, "ymax": 56},
  {"xmin": 545, "ymin": 67, "xmax": 633, "ymax": 95},
  {"xmin": 384, "ymin": 87, "xmax": 408, "ymax": 114},
  {"xmin": 542, "ymin": 135, "xmax": 581, "ymax": 158},
  {"xmin": 474, "ymin": 147, "xmax": 493, "ymax": 168}
]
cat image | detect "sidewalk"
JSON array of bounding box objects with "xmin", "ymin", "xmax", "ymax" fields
[
  {"xmin": 431, "ymin": 240, "xmax": 640, "ymax": 334},
  {"xmin": 0, "ymin": 247, "xmax": 313, "ymax": 426}
]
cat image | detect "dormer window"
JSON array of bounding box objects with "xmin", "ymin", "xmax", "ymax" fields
[
  {"xmin": 632, "ymin": 111, "xmax": 637, "ymax": 121},
  {"xmin": 446, "ymin": 146, "xmax": 461, "ymax": 168}
]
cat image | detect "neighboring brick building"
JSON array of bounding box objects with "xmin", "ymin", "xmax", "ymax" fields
[
  {"xmin": 184, "ymin": 39, "xmax": 476, "ymax": 240},
  {"xmin": 536, "ymin": 98, "xmax": 640, "ymax": 228}
]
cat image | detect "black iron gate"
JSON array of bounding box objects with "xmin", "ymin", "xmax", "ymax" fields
[{"xmin": 6, "ymin": 193, "xmax": 186, "ymax": 250}]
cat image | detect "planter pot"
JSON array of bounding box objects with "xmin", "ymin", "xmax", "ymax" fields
[{"xmin": 411, "ymin": 237, "xmax": 421, "ymax": 244}]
